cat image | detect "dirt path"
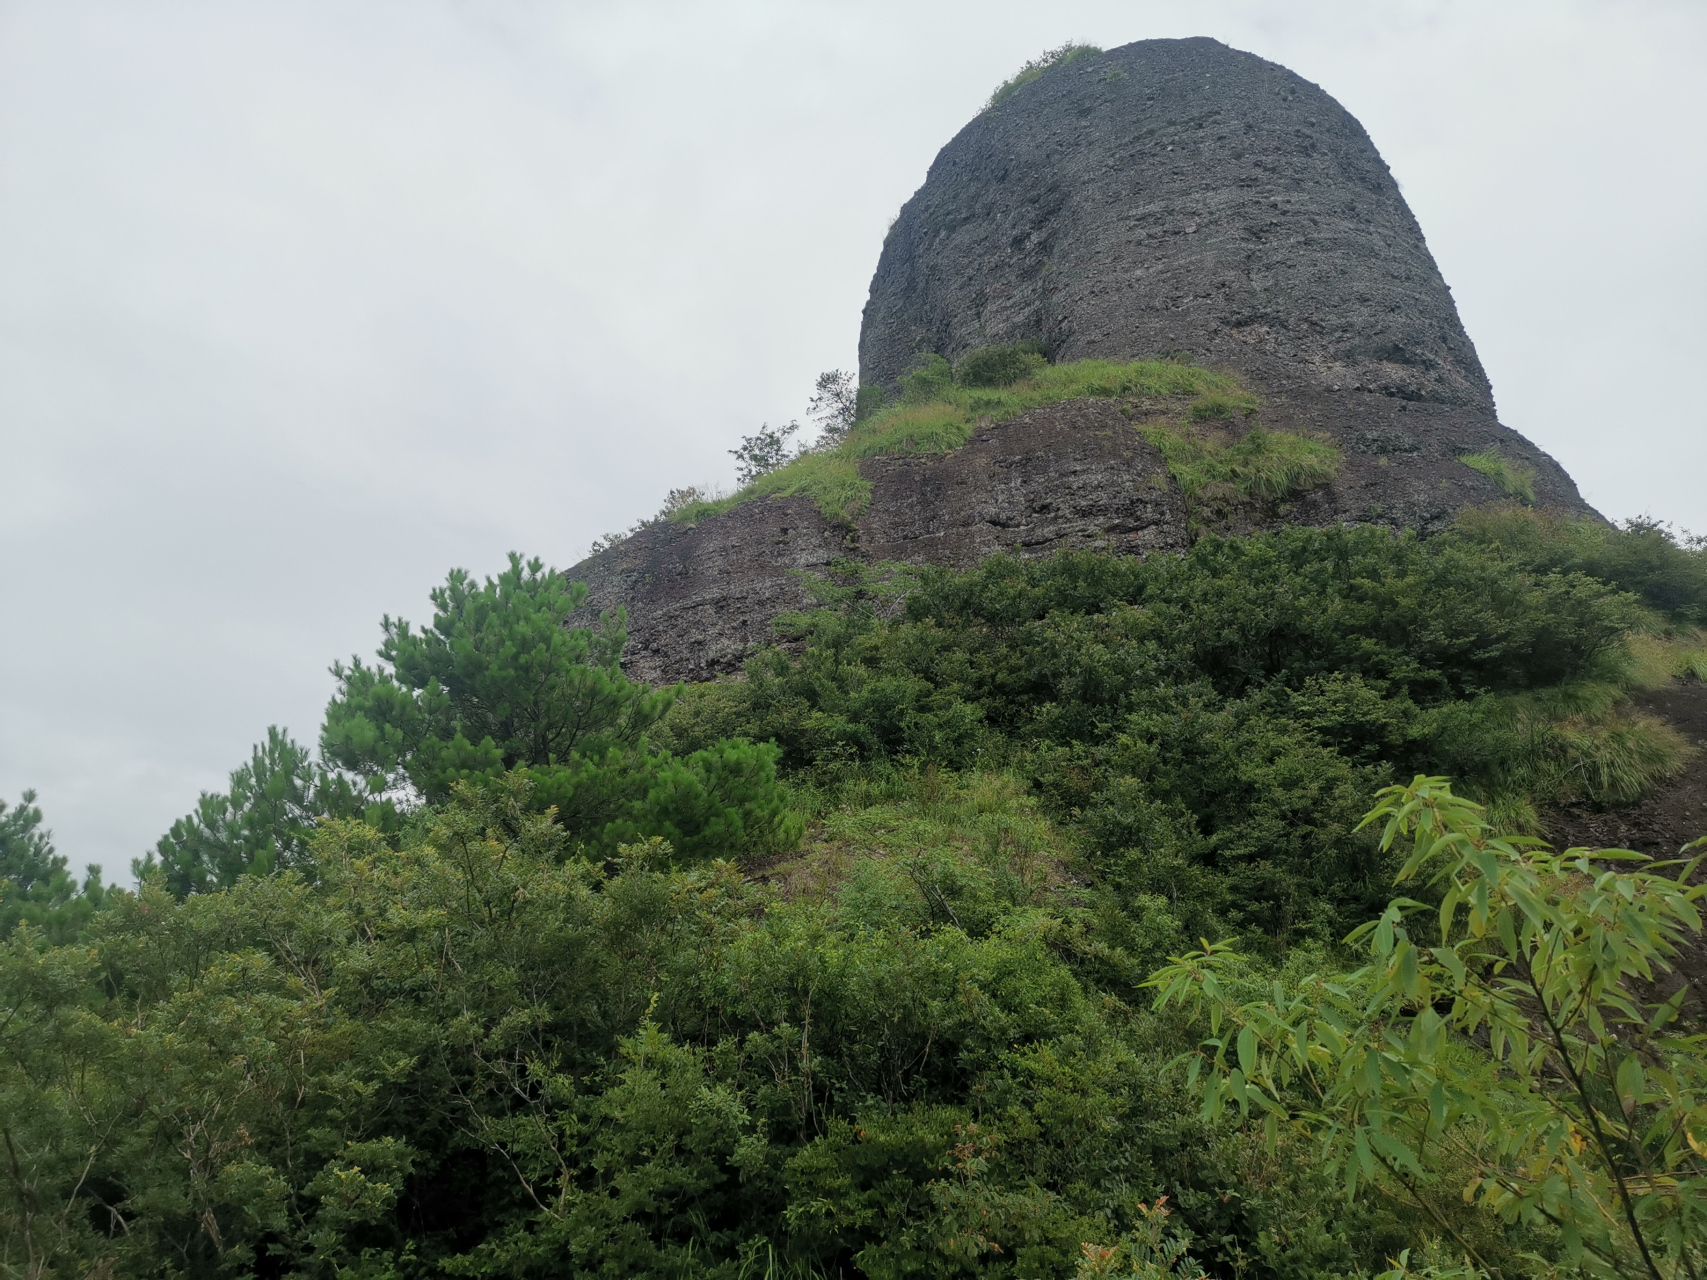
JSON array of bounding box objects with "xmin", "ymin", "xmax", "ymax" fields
[
  {"xmin": 1544, "ymin": 680, "xmax": 1707, "ymax": 1018},
  {"xmin": 1544, "ymin": 680, "xmax": 1707, "ymax": 857}
]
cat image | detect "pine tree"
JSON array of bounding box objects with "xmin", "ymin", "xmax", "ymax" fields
[{"xmin": 0, "ymin": 790, "xmax": 103, "ymax": 942}]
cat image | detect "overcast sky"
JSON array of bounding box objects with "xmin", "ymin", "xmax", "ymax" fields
[{"xmin": 3, "ymin": 0, "xmax": 1703, "ymax": 883}]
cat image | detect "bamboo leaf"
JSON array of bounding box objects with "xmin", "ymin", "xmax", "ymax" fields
[{"xmin": 1616, "ymin": 1054, "xmax": 1644, "ymax": 1115}]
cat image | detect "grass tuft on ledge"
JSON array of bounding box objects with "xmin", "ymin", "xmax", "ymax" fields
[
  {"xmin": 1142, "ymin": 423, "xmax": 1341, "ymax": 503},
  {"xmin": 1459, "ymin": 449, "xmax": 1537, "ymax": 505},
  {"xmin": 985, "ymin": 43, "xmax": 1103, "ymax": 110}
]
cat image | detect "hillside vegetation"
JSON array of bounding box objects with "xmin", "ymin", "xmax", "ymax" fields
[
  {"xmin": 671, "ymin": 349, "xmax": 1337, "ymax": 527},
  {"xmin": 4, "ymin": 511, "xmax": 1706, "ymax": 1279}
]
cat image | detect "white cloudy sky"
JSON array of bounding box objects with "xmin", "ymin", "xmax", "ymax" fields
[{"xmin": 3, "ymin": 0, "xmax": 1703, "ymax": 882}]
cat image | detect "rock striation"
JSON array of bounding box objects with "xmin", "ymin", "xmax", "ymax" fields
[{"xmin": 569, "ymin": 36, "xmax": 1594, "ymax": 686}]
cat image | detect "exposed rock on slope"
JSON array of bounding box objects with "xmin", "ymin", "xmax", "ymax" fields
[
  {"xmin": 571, "ymin": 401, "xmax": 1189, "ymax": 685},
  {"xmin": 569, "ymin": 36, "xmax": 1594, "ymax": 685}
]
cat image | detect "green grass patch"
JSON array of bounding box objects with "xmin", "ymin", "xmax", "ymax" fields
[
  {"xmin": 1459, "ymin": 450, "xmax": 1537, "ymax": 505},
  {"xmin": 1625, "ymin": 630, "xmax": 1707, "ymax": 688},
  {"xmin": 1187, "ymin": 389, "xmax": 1263, "ymax": 421},
  {"xmin": 845, "ymin": 402, "xmax": 977, "ymax": 459},
  {"xmin": 671, "ymin": 357, "xmax": 1241, "ymax": 526},
  {"xmin": 673, "ymin": 451, "xmax": 870, "ymax": 525},
  {"xmin": 1141, "ymin": 423, "xmax": 1341, "ymax": 503},
  {"xmin": 986, "ymin": 43, "xmax": 1102, "ymax": 110}
]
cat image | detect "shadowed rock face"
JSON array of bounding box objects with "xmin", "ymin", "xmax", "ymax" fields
[
  {"xmin": 860, "ymin": 36, "xmax": 1588, "ymax": 515},
  {"xmin": 569, "ymin": 36, "xmax": 1595, "ymax": 684},
  {"xmin": 864, "ymin": 37, "xmax": 1490, "ymax": 406}
]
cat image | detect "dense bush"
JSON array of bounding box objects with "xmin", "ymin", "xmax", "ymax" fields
[
  {"xmin": 5, "ymin": 777, "xmax": 1382, "ymax": 1280},
  {"xmin": 659, "ymin": 526, "xmax": 1666, "ymax": 947},
  {"xmin": 1452, "ymin": 504, "xmax": 1707, "ymax": 623},
  {"xmin": 953, "ymin": 342, "xmax": 1046, "ymax": 388},
  {"xmin": 7, "ymin": 522, "xmax": 1703, "ymax": 1278}
]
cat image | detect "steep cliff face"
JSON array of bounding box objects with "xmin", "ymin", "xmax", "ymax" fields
[
  {"xmin": 569, "ymin": 36, "xmax": 1594, "ymax": 685},
  {"xmin": 862, "ymin": 37, "xmax": 1490, "ymax": 406},
  {"xmin": 858, "ymin": 36, "xmax": 1585, "ymax": 519}
]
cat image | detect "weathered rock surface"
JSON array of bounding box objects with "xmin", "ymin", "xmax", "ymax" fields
[
  {"xmin": 865, "ymin": 38, "xmax": 1487, "ymax": 404},
  {"xmin": 571, "ymin": 401, "xmax": 1189, "ymax": 685},
  {"xmin": 859, "ymin": 36, "xmax": 1587, "ymax": 520},
  {"xmin": 569, "ymin": 36, "xmax": 1596, "ymax": 684}
]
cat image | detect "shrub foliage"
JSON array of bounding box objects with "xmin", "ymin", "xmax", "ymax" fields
[{"xmin": 6, "ymin": 513, "xmax": 1707, "ymax": 1278}]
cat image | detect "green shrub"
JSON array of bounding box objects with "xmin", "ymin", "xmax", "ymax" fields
[
  {"xmin": 1458, "ymin": 449, "xmax": 1536, "ymax": 504},
  {"xmin": 1142, "ymin": 423, "xmax": 1341, "ymax": 502},
  {"xmin": 987, "ymin": 43, "xmax": 1103, "ymax": 110},
  {"xmin": 955, "ymin": 343, "xmax": 1047, "ymax": 388},
  {"xmin": 1453, "ymin": 505, "xmax": 1707, "ymax": 623},
  {"xmin": 899, "ymin": 351, "xmax": 956, "ymax": 403}
]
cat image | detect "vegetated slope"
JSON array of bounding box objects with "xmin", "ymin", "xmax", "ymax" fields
[
  {"xmin": 570, "ymin": 36, "xmax": 1595, "ymax": 686},
  {"xmin": 9, "ymin": 509, "xmax": 1703, "ymax": 1280},
  {"xmin": 656, "ymin": 513, "xmax": 1703, "ymax": 942},
  {"xmin": 569, "ymin": 349, "xmax": 1529, "ymax": 686}
]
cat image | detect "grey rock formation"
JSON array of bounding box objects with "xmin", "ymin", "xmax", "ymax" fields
[
  {"xmin": 571, "ymin": 401, "xmax": 1189, "ymax": 685},
  {"xmin": 570, "ymin": 36, "xmax": 1595, "ymax": 685},
  {"xmin": 865, "ymin": 38, "xmax": 1486, "ymax": 404},
  {"xmin": 860, "ymin": 36, "xmax": 1587, "ymax": 515}
]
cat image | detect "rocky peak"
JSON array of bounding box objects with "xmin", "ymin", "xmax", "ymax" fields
[{"xmin": 567, "ymin": 37, "xmax": 1592, "ymax": 686}]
